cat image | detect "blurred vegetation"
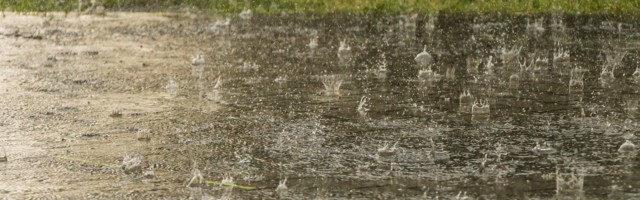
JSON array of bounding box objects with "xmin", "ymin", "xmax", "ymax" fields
[{"xmin": 1, "ymin": 0, "xmax": 639, "ymax": 14}]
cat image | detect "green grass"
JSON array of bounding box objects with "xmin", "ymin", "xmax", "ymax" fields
[{"xmin": 2, "ymin": 0, "xmax": 640, "ymax": 14}]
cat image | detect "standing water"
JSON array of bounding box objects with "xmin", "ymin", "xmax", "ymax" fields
[{"xmin": 2, "ymin": 12, "xmax": 640, "ymax": 199}]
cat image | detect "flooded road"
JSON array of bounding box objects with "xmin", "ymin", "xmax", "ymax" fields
[{"xmin": 1, "ymin": 12, "xmax": 640, "ymax": 199}]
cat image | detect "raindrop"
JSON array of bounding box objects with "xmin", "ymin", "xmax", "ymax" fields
[
  {"xmin": 165, "ymin": 79, "xmax": 179, "ymax": 98},
  {"xmin": 220, "ymin": 176, "xmax": 234, "ymax": 187},
  {"xmin": 509, "ymin": 73, "xmax": 520, "ymax": 88},
  {"xmin": 526, "ymin": 18, "xmax": 545, "ymax": 36},
  {"xmin": 276, "ymin": 178, "xmax": 288, "ymax": 192},
  {"xmin": 532, "ymin": 142, "xmax": 556, "ymax": 155},
  {"xmin": 209, "ymin": 18, "xmax": 231, "ymax": 34},
  {"xmin": 556, "ymin": 168, "xmax": 584, "ymax": 194},
  {"xmin": 357, "ymin": 96, "xmax": 369, "ymax": 116},
  {"xmin": 484, "ymin": 56, "xmax": 495, "ymax": 76},
  {"xmin": 550, "ymin": 15, "xmax": 566, "ymax": 32},
  {"xmin": 213, "ymin": 76, "xmax": 222, "ymax": 89},
  {"xmin": 632, "ymin": 67, "xmax": 640, "ymax": 81},
  {"xmin": 191, "ymin": 52, "xmax": 205, "ymax": 66},
  {"xmin": 415, "ymin": 45, "xmax": 433, "ymax": 67},
  {"xmin": 337, "ymin": 39, "xmax": 352, "ymax": 60},
  {"xmin": 417, "ymin": 67, "xmax": 440, "ymax": 81},
  {"xmin": 377, "ymin": 54, "xmax": 388, "ymax": 73},
  {"xmin": 320, "ymin": 75, "xmax": 343, "ymax": 95},
  {"xmin": 479, "ymin": 154, "xmax": 488, "ymax": 174},
  {"xmin": 459, "ymin": 90, "xmax": 473, "ymax": 113},
  {"xmin": 604, "ymin": 50, "xmax": 626, "ymax": 68},
  {"xmin": 307, "ymin": 36, "xmax": 318, "ymax": 51},
  {"xmin": 466, "ymin": 57, "xmax": 482, "ymax": 74},
  {"xmin": 553, "ymin": 43, "xmax": 570, "ymax": 64},
  {"xmin": 535, "ymin": 55, "xmax": 549, "ymax": 66},
  {"xmin": 471, "ymin": 99, "xmax": 490, "ymax": 116},
  {"xmin": 122, "ymin": 154, "xmax": 142, "ymax": 175},
  {"xmin": 187, "ymin": 167, "xmax": 204, "ymax": 187},
  {"xmin": 600, "ymin": 63, "xmax": 616, "ymax": 85},
  {"xmin": 444, "ymin": 68, "xmax": 455, "ymax": 80},
  {"xmin": 424, "ymin": 15, "xmax": 437, "ymax": 33},
  {"xmin": 274, "ymin": 75, "xmax": 287, "ymax": 84},
  {"xmin": 135, "ymin": 128, "xmax": 151, "ymax": 142},
  {"xmin": 377, "ymin": 141, "xmax": 398, "ymax": 157},
  {"xmin": 238, "ymin": 9, "xmax": 252, "ymax": 20},
  {"xmin": 569, "ymin": 67, "xmax": 584, "ymax": 90},
  {"xmin": 496, "ymin": 45, "xmax": 522, "ymax": 64},
  {"xmin": 618, "ymin": 140, "xmax": 635, "ymax": 153}
]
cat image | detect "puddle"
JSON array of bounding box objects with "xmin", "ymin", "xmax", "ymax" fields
[{"xmin": 1, "ymin": 12, "xmax": 640, "ymax": 199}]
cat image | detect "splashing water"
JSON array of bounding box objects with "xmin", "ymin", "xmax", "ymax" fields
[
  {"xmin": 187, "ymin": 167, "xmax": 204, "ymax": 187},
  {"xmin": 320, "ymin": 75, "xmax": 343, "ymax": 95},
  {"xmin": 337, "ymin": 39, "xmax": 352, "ymax": 60},
  {"xmin": 415, "ymin": 45, "xmax": 433, "ymax": 67},
  {"xmin": 377, "ymin": 54, "xmax": 388, "ymax": 73},
  {"xmin": 471, "ymin": 99, "xmax": 490, "ymax": 115},
  {"xmin": 377, "ymin": 141, "xmax": 398, "ymax": 157},
  {"xmin": 618, "ymin": 140, "xmax": 635, "ymax": 153},
  {"xmin": 213, "ymin": 76, "xmax": 222, "ymax": 89},
  {"xmin": 553, "ymin": 44, "xmax": 570, "ymax": 64},
  {"xmin": 165, "ymin": 79, "xmax": 179, "ymax": 98},
  {"xmin": 357, "ymin": 96, "xmax": 369, "ymax": 116},
  {"xmin": 238, "ymin": 9, "xmax": 252, "ymax": 20},
  {"xmin": 276, "ymin": 178, "xmax": 288, "ymax": 193},
  {"xmin": 424, "ymin": 15, "xmax": 437, "ymax": 33},
  {"xmin": 556, "ymin": 167, "xmax": 584, "ymax": 194},
  {"xmin": 526, "ymin": 18, "xmax": 545, "ymax": 36},
  {"xmin": 632, "ymin": 67, "xmax": 640, "ymax": 81},
  {"xmin": 533, "ymin": 142, "xmax": 556, "ymax": 155},
  {"xmin": 445, "ymin": 68, "xmax": 456, "ymax": 80},
  {"xmin": 240, "ymin": 61, "xmax": 259, "ymax": 71},
  {"xmin": 484, "ymin": 56, "xmax": 495, "ymax": 76},
  {"xmin": 496, "ymin": 45, "xmax": 522, "ymax": 64},
  {"xmin": 569, "ymin": 67, "xmax": 585, "ymax": 90},
  {"xmin": 191, "ymin": 52, "xmax": 205, "ymax": 66},
  {"xmin": 418, "ymin": 68, "xmax": 440, "ymax": 82},
  {"xmin": 550, "ymin": 16, "xmax": 566, "ymax": 32},
  {"xmin": 604, "ymin": 50, "xmax": 626, "ymax": 67},
  {"xmin": 135, "ymin": 128, "xmax": 151, "ymax": 141},
  {"xmin": 209, "ymin": 18, "xmax": 231, "ymax": 34},
  {"xmin": 466, "ymin": 57, "xmax": 482, "ymax": 74},
  {"xmin": 600, "ymin": 63, "xmax": 616, "ymax": 85},
  {"xmin": 220, "ymin": 176, "xmax": 234, "ymax": 187},
  {"xmin": 459, "ymin": 90, "xmax": 473, "ymax": 113},
  {"xmin": 308, "ymin": 36, "xmax": 318, "ymax": 51},
  {"xmin": 122, "ymin": 154, "xmax": 142, "ymax": 175}
]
